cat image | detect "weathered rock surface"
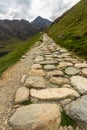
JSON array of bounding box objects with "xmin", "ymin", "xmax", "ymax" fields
[
  {"xmin": 71, "ymin": 76, "xmax": 87, "ymax": 94},
  {"xmin": 58, "ymin": 62, "xmax": 73, "ymax": 68},
  {"xmin": 31, "ymin": 64, "xmax": 42, "ymax": 69},
  {"xmin": 15, "ymin": 87, "xmax": 29, "ymax": 104},
  {"xmin": 20, "ymin": 74, "xmax": 28, "ymax": 84},
  {"xmin": 30, "ymin": 88, "xmax": 79, "ymax": 100},
  {"xmin": 36, "ymin": 60, "xmax": 58, "ymax": 65},
  {"xmin": 44, "ymin": 65, "xmax": 56, "ymax": 70},
  {"xmin": 25, "ymin": 76, "xmax": 46, "ymax": 88},
  {"xmin": 65, "ymin": 67, "xmax": 80, "ymax": 75},
  {"xmin": 29, "ymin": 69, "xmax": 45, "ymax": 76},
  {"xmin": 50, "ymin": 77, "xmax": 69, "ymax": 85},
  {"xmin": 47, "ymin": 70, "xmax": 64, "ymax": 76},
  {"xmin": 64, "ymin": 95, "xmax": 87, "ymax": 130},
  {"xmin": 75, "ymin": 63, "xmax": 87, "ymax": 68},
  {"xmin": 81, "ymin": 68, "xmax": 87, "ymax": 76},
  {"xmin": 9, "ymin": 104, "xmax": 61, "ymax": 130}
]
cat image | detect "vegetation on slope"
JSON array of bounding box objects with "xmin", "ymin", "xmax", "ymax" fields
[
  {"xmin": 47, "ymin": 0, "xmax": 87, "ymax": 59},
  {"xmin": 0, "ymin": 33, "xmax": 41, "ymax": 76}
]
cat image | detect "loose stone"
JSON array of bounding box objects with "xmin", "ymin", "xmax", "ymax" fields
[
  {"xmin": 15, "ymin": 87, "xmax": 29, "ymax": 104},
  {"xmin": 44, "ymin": 65, "xmax": 56, "ymax": 70},
  {"xmin": 9, "ymin": 104, "xmax": 61, "ymax": 130},
  {"xmin": 64, "ymin": 95, "xmax": 87, "ymax": 130},
  {"xmin": 75, "ymin": 63, "xmax": 87, "ymax": 68},
  {"xmin": 50, "ymin": 77, "xmax": 69, "ymax": 85},
  {"xmin": 65, "ymin": 67, "xmax": 80, "ymax": 75},
  {"xmin": 31, "ymin": 64, "xmax": 42, "ymax": 69},
  {"xmin": 25, "ymin": 76, "xmax": 46, "ymax": 88},
  {"xmin": 58, "ymin": 62, "xmax": 73, "ymax": 68},
  {"xmin": 47, "ymin": 70, "xmax": 64, "ymax": 77},
  {"xmin": 81, "ymin": 68, "xmax": 87, "ymax": 76},
  {"xmin": 29, "ymin": 69, "xmax": 45, "ymax": 76},
  {"xmin": 71, "ymin": 76, "xmax": 87, "ymax": 94}
]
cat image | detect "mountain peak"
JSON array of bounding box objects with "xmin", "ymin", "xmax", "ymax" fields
[{"xmin": 31, "ymin": 16, "xmax": 52, "ymax": 31}]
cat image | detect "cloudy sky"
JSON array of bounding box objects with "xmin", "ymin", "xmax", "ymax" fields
[{"xmin": 0, "ymin": 0, "xmax": 80, "ymax": 22}]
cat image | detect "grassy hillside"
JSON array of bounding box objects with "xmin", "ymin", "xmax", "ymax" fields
[
  {"xmin": 47, "ymin": 0, "xmax": 87, "ymax": 59},
  {"xmin": 0, "ymin": 33, "xmax": 41, "ymax": 76}
]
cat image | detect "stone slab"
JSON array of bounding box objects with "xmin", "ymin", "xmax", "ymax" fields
[{"xmin": 30, "ymin": 88, "xmax": 79, "ymax": 100}]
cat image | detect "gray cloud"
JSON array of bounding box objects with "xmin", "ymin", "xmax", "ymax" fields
[{"xmin": 0, "ymin": 0, "xmax": 80, "ymax": 21}]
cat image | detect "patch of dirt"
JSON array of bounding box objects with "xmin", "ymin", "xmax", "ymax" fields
[{"xmin": 0, "ymin": 45, "xmax": 40, "ymax": 130}]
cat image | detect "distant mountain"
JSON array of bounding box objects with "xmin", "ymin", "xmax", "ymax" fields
[
  {"xmin": 0, "ymin": 19, "xmax": 38, "ymax": 40},
  {"xmin": 31, "ymin": 16, "xmax": 52, "ymax": 31}
]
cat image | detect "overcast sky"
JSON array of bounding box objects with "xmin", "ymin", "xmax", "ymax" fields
[{"xmin": 0, "ymin": 0, "xmax": 80, "ymax": 22}]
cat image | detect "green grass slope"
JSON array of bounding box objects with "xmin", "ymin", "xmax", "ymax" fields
[
  {"xmin": 47, "ymin": 0, "xmax": 87, "ymax": 59},
  {"xmin": 0, "ymin": 33, "xmax": 41, "ymax": 76}
]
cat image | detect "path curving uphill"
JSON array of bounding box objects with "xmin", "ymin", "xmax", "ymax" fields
[{"xmin": 1, "ymin": 34, "xmax": 87, "ymax": 130}]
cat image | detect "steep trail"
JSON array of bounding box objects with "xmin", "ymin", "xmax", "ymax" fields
[{"xmin": 0, "ymin": 33, "xmax": 87, "ymax": 130}]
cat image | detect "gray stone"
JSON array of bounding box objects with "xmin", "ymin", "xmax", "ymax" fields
[
  {"xmin": 15, "ymin": 87, "xmax": 29, "ymax": 104},
  {"xmin": 71, "ymin": 76, "xmax": 87, "ymax": 94},
  {"xmin": 36, "ymin": 60, "xmax": 58, "ymax": 65},
  {"xmin": 65, "ymin": 67, "xmax": 80, "ymax": 75},
  {"xmin": 34, "ymin": 56, "xmax": 44, "ymax": 62},
  {"xmin": 64, "ymin": 95, "xmax": 87, "ymax": 130},
  {"xmin": 44, "ymin": 65, "xmax": 56, "ymax": 70},
  {"xmin": 30, "ymin": 88, "xmax": 79, "ymax": 100},
  {"xmin": 9, "ymin": 104, "xmax": 61, "ymax": 130},
  {"xmin": 25, "ymin": 76, "xmax": 46, "ymax": 88}
]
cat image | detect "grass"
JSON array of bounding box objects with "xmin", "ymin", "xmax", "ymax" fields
[
  {"xmin": 0, "ymin": 33, "xmax": 41, "ymax": 76},
  {"xmin": 61, "ymin": 110, "xmax": 76, "ymax": 128},
  {"xmin": 22, "ymin": 99, "xmax": 32, "ymax": 105},
  {"xmin": 47, "ymin": 0, "xmax": 87, "ymax": 59}
]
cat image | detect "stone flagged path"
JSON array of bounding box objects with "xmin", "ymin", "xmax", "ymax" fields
[{"xmin": 9, "ymin": 34, "xmax": 87, "ymax": 130}]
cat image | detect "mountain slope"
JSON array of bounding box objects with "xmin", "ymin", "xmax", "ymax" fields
[
  {"xmin": 0, "ymin": 19, "xmax": 38, "ymax": 40},
  {"xmin": 32, "ymin": 16, "xmax": 52, "ymax": 31},
  {"xmin": 47, "ymin": 0, "xmax": 87, "ymax": 59}
]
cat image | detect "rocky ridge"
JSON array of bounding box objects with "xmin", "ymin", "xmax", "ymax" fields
[{"xmin": 9, "ymin": 34, "xmax": 87, "ymax": 130}]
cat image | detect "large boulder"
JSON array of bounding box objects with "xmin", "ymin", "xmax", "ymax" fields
[
  {"xmin": 9, "ymin": 104, "xmax": 61, "ymax": 130},
  {"xmin": 64, "ymin": 95, "xmax": 87, "ymax": 130},
  {"xmin": 70, "ymin": 76, "xmax": 87, "ymax": 94}
]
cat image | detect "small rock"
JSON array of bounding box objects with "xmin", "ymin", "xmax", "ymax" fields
[
  {"xmin": 75, "ymin": 63, "xmax": 87, "ymax": 68},
  {"xmin": 47, "ymin": 70, "xmax": 64, "ymax": 76},
  {"xmin": 25, "ymin": 76, "xmax": 46, "ymax": 88},
  {"xmin": 65, "ymin": 67, "xmax": 80, "ymax": 75},
  {"xmin": 81, "ymin": 68, "xmax": 87, "ymax": 76},
  {"xmin": 71, "ymin": 76, "xmax": 87, "ymax": 94},
  {"xmin": 29, "ymin": 69, "xmax": 45, "ymax": 76},
  {"xmin": 9, "ymin": 104, "xmax": 61, "ymax": 130},
  {"xmin": 20, "ymin": 74, "xmax": 28, "ymax": 84},
  {"xmin": 67, "ymin": 126, "xmax": 73, "ymax": 130},
  {"xmin": 58, "ymin": 62, "xmax": 73, "ymax": 68},
  {"xmin": 50, "ymin": 77, "xmax": 69, "ymax": 85},
  {"xmin": 44, "ymin": 65, "xmax": 56, "ymax": 70},
  {"xmin": 36, "ymin": 60, "xmax": 58, "ymax": 65},
  {"xmin": 34, "ymin": 56, "xmax": 44, "ymax": 62},
  {"xmin": 15, "ymin": 87, "xmax": 29, "ymax": 104},
  {"xmin": 31, "ymin": 64, "xmax": 42, "ymax": 69}
]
